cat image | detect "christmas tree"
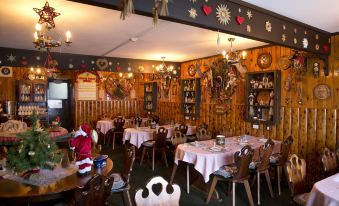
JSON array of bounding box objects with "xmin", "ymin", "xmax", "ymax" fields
[{"xmin": 7, "ymin": 111, "xmax": 61, "ymax": 172}]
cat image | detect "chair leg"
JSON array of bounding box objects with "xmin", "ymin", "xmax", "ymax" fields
[
  {"xmin": 244, "ymin": 180, "xmax": 254, "ymax": 206},
  {"xmin": 152, "ymin": 147, "xmax": 155, "ymax": 171},
  {"xmin": 162, "ymin": 150, "xmax": 168, "ymax": 168},
  {"xmin": 232, "ymin": 182, "xmax": 236, "ymax": 206},
  {"xmin": 265, "ymin": 169, "xmax": 274, "ymax": 197},
  {"xmin": 206, "ymin": 176, "xmax": 218, "ymax": 204},
  {"xmin": 140, "ymin": 147, "xmax": 146, "ymax": 165},
  {"xmin": 125, "ymin": 190, "xmax": 132, "ymax": 206},
  {"xmin": 257, "ymin": 172, "xmax": 261, "ymax": 205},
  {"xmin": 186, "ymin": 164, "xmax": 190, "ymax": 194},
  {"xmin": 170, "ymin": 164, "xmax": 178, "ymax": 184},
  {"xmin": 277, "ymin": 165, "xmax": 282, "ymax": 195},
  {"xmin": 112, "ymin": 134, "xmax": 116, "ymax": 150}
]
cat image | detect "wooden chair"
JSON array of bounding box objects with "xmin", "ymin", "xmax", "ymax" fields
[
  {"xmin": 151, "ymin": 115, "xmax": 160, "ymax": 124},
  {"xmin": 109, "ymin": 145, "xmax": 136, "ymax": 206},
  {"xmin": 74, "ymin": 174, "xmax": 114, "ymax": 206},
  {"xmin": 106, "ymin": 117, "xmax": 125, "ymax": 150},
  {"xmin": 198, "ymin": 122, "xmax": 208, "ymax": 130},
  {"xmin": 171, "ymin": 130, "xmax": 187, "ymax": 147},
  {"xmin": 140, "ymin": 127, "xmax": 168, "ymax": 171},
  {"xmin": 177, "ymin": 124, "xmax": 188, "ymax": 135},
  {"xmin": 270, "ymin": 135, "xmax": 293, "ymax": 195},
  {"xmin": 250, "ymin": 139, "xmax": 275, "ymax": 205},
  {"xmin": 321, "ymin": 147, "xmax": 338, "ymax": 176},
  {"xmin": 135, "ymin": 176, "xmax": 181, "ymax": 206},
  {"xmin": 196, "ymin": 128, "xmax": 212, "ymax": 141},
  {"xmin": 285, "ymin": 154, "xmax": 309, "ymax": 206},
  {"xmin": 206, "ymin": 145, "xmax": 254, "ymax": 206},
  {"xmin": 135, "ymin": 116, "xmax": 143, "ymax": 127}
]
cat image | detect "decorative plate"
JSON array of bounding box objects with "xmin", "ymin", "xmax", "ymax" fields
[
  {"xmin": 257, "ymin": 53, "xmax": 272, "ymax": 69},
  {"xmin": 188, "ymin": 64, "xmax": 196, "ymax": 77},
  {"xmin": 313, "ymin": 84, "xmax": 331, "ymax": 100},
  {"xmin": 277, "ymin": 57, "xmax": 291, "ymax": 70}
]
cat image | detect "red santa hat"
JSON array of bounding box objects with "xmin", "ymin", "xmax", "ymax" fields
[{"xmin": 75, "ymin": 123, "xmax": 92, "ymax": 138}]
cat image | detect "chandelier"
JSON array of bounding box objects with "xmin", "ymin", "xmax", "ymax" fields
[
  {"xmin": 33, "ymin": 1, "xmax": 72, "ymax": 50},
  {"xmin": 154, "ymin": 57, "xmax": 177, "ymax": 77},
  {"xmin": 28, "ymin": 67, "xmax": 46, "ymax": 80},
  {"xmin": 222, "ymin": 38, "xmax": 247, "ymax": 64}
]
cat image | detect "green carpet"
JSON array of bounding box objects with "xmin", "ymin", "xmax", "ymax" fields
[{"xmin": 104, "ymin": 144, "xmax": 291, "ymax": 206}]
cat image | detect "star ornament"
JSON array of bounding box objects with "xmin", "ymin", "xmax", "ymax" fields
[
  {"xmin": 34, "ymin": 1, "xmax": 60, "ymax": 28},
  {"xmin": 188, "ymin": 8, "xmax": 198, "ymax": 19},
  {"xmin": 265, "ymin": 21, "xmax": 272, "ymax": 32},
  {"xmin": 7, "ymin": 54, "xmax": 16, "ymax": 63}
]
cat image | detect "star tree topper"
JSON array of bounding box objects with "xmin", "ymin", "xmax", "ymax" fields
[{"xmin": 34, "ymin": 1, "xmax": 60, "ymax": 28}]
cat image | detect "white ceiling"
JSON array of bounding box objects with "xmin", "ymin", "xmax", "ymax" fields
[
  {"xmin": 0, "ymin": 0, "xmax": 266, "ymax": 62},
  {"xmin": 243, "ymin": 0, "xmax": 339, "ymax": 33}
]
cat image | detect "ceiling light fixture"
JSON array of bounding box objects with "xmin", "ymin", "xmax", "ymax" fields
[
  {"xmin": 33, "ymin": 1, "xmax": 72, "ymax": 51},
  {"xmin": 222, "ymin": 38, "xmax": 247, "ymax": 64},
  {"xmin": 155, "ymin": 56, "xmax": 176, "ymax": 76}
]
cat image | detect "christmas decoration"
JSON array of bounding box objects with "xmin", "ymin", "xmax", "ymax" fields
[
  {"xmin": 120, "ymin": 0, "xmax": 134, "ymax": 20},
  {"xmin": 315, "ymin": 34, "xmax": 319, "ymax": 40},
  {"xmin": 235, "ymin": 16, "xmax": 245, "ymax": 25},
  {"xmin": 188, "ymin": 8, "xmax": 198, "ymax": 19},
  {"xmin": 216, "ymin": 4, "xmax": 231, "ymax": 25},
  {"xmin": 294, "ymin": 38, "xmax": 298, "ymax": 44},
  {"xmin": 70, "ymin": 124, "xmax": 93, "ymax": 175},
  {"xmin": 238, "ymin": 8, "xmax": 242, "ymax": 13},
  {"xmin": 283, "ymin": 25, "xmax": 286, "ymax": 30},
  {"xmin": 7, "ymin": 111, "xmax": 61, "ymax": 172},
  {"xmin": 7, "ymin": 54, "xmax": 16, "ymax": 63},
  {"xmin": 315, "ymin": 44, "xmax": 320, "ymax": 50},
  {"xmin": 202, "ymin": 5, "xmax": 212, "ymax": 16},
  {"xmin": 323, "ymin": 44, "xmax": 329, "ymax": 53},
  {"xmin": 189, "ymin": 0, "xmax": 197, "ymax": 3},
  {"xmin": 20, "ymin": 56, "xmax": 28, "ymax": 66},
  {"xmin": 246, "ymin": 10, "xmax": 253, "ymax": 19},
  {"xmin": 34, "ymin": 1, "xmax": 60, "ymax": 28},
  {"xmin": 282, "ymin": 34, "xmax": 286, "ymax": 42},
  {"xmin": 96, "ymin": 58, "xmax": 109, "ymax": 70},
  {"xmin": 246, "ymin": 25, "xmax": 251, "ymax": 33},
  {"xmin": 153, "ymin": 0, "xmax": 169, "ymax": 26},
  {"xmin": 302, "ymin": 38, "xmax": 308, "ymax": 48},
  {"xmin": 265, "ymin": 21, "xmax": 272, "ymax": 32}
]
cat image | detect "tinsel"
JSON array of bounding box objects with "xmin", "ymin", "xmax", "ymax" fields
[
  {"xmin": 159, "ymin": 0, "xmax": 169, "ymax": 16},
  {"xmin": 153, "ymin": 0, "xmax": 169, "ymax": 27},
  {"xmin": 152, "ymin": 6, "xmax": 159, "ymax": 27},
  {"xmin": 120, "ymin": 0, "xmax": 134, "ymax": 20}
]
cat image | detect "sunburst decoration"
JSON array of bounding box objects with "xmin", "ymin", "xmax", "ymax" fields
[
  {"xmin": 282, "ymin": 34, "xmax": 286, "ymax": 42},
  {"xmin": 265, "ymin": 21, "xmax": 272, "ymax": 32},
  {"xmin": 302, "ymin": 38, "xmax": 308, "ymax": 48},
  {"xmin": 246, "ymin": 10, "xmax": 253, "ymax": 19},
  {"xmin": 216, "ymin": 4, "xmax": 231, "ymax": 25},
  {"xmin": 188, "ymin": 8, "xmax": 198, "ymax": 19}
]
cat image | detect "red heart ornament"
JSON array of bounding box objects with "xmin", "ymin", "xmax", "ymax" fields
[
  {"xmin": 235, "ymin": 16, "xmax": 245, "ymax": 25},
  {"xmin": 202, "ymin": 5, "xmax": 212, "ymax": 16},
  {"xmin": 323, "ymin": 44, "xmax": 329, "ymax": 53}
]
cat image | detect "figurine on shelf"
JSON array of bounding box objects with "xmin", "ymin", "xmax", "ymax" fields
[
  {"xmin": 248, "ymin": 92, "xmax": 255, "ymax": 117},
  {"xmin": 70, "ymin": 123, "xmax": 93, "ymax": 176},
  {"xmin": 268, "ymin": 91, "xmax": 274, "ymax": 121},
  {"xmin": 263, "ymin": 75, "xmax": 269, "ymax": 88}
]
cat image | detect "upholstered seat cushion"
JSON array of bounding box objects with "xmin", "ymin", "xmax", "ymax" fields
[
  {"xmin": 293, "ymin": 192, "xmax": 310, "ymax": 206},
  {"xmin": 142, "ymin": 140, "xmax": 155, "ymax": 147},
  {"xmin": 111, "ymin": 173, "xmax": 126, "ymax": 191},
  {"xmin": 249, "ymin": 161, "xmax": 259, "ymax": 170},
  {"xmin": 269, "ymin": 154, "xmax": 281, "ymax": 164},
  {"xmin": 213, "ymin": 165, "xmax": 237, "ymax": 178}
]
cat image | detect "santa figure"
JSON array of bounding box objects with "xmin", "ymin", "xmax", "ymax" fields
[{"xmin": 70, "ymin": 124, "xmax": 93, "ymax": 175}]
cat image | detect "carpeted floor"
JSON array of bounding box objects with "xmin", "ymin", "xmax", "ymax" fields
[{"xmin": 105, "ymin": 143, "xmax": 292, "ymax": 206}]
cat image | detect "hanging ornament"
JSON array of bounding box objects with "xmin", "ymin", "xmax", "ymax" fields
[
  {"xmin": 216, "ymin": 32, "xmax": 221, "ymax": 53},
  {"xmin": 315, "ymin": 34, "xmax": 319, "ymax": 40},
  {"xmin": 69, "ymin": 64, "xmax": 74, "ymax": 69},
  {"xmin": 120, "ymin": 0, "xmax": 134, "ymax": 20},
  {"xmin": 20, "ymin": 56, "xmax": 28, "ymax": 66},
  {"xmin": 265, "ymin": 21, "xmax": 272, "ymax": 32},
  {"xmin": 47, "ymin": 144, "xmax": 51, "ymax": 149},
  {"xmin": 7, "ymin": 53, "xmax": 16, "ymax": 63},
  {"xmin": 28, "ymin": 151, "xmax": 35, "ymax": 156},
  {"xmin": 294, "ymin": 38, "xmax": 298, "ymax": 44},
  {"xmin": 152, "ymin": 6, "xmax": 159, "ymax": 27},
  {"xmin": 238, "ymin": 8, "xmax": 242, "ymax": 13},
  {"xmin": 127, "ymin": 63, "xmax": 132, "ymax": 71},
  {"xmin": 188, "ymin": 8, "xmax": 198, "ymax": 19},
  {"xmin": 246, "ymin": 25, "xmax": 251, "ymax": 33},
  {"xmin": 283, "ymin": 25, "xmax": 286, "ymax": 30},
  {"xmin": 304, "ymin": 31, "xmax": 307, "ymax": 35},
  {"xmin": 189, "ymin": 0, "xmax": 197, "ymax": 3},
  {"xmin": 96, "ymin": 58, "xmax": 109, "ymax": 70},
  {"xmin": 282, "ymin": 34, "xmax": 286, "ymax": 42},
  {"xmin": 246, "ymin": 10, "xmax": 253, "ymax": 19},
  {"xmin": 116, "ymin": 63, "xmax": 121, "ymax": 71},
  {"xmin": 80, "ymin": 60, "xmax": 87, "ymax": 69},
  {"xmin": 158, "ymin": 0, "xmax": 169, "ymax": 16},
  {"xmin": 33, "ymin": 1, "xmax": 60, "ymax": 28},
  {"xmin": 294, "ymin": 28, "xmax": 297, "ymax": 34},
  {"xmin": 235, "ymin": 16, "xmax": 245, "ymax": 25},
  {"xmin": 302, "ymin": 38, "xmax": 308, "ymax": 48},
  {"xmin": 315, "ymin": 44, "xmax": 320, "ymax": 50},
  {"xmin": 216, "ymin": 4, "xmax": 231, "ymax": 25},
  {"xmin": 36, "ymin": 56, "xmax": 41, "ymax": 61},
  {"xmin": 202, "ymin": 5, "xmax": 212, "ymax": 16},
  {"xmin": 323, "ymin": 44, "xmax": 329, "ymax": 53}
]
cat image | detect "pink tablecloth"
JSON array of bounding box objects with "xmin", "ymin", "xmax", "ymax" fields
[
  {"xmin": 306, "ymin": 173, "xmax": 339, "ymax": 206},
  {"xmin": 174, "ymin": 136, "xmax": 281, "ymax": 182},
  {"xmin": 159, "ymin": 125, "xmax": 197, "ymax": 138},
  {"xmin": 96, "ymin": 120, "xmax": 113, "ymax": 135},
  {"xmin": 123, "ymin": 128, "xmax": 155, "ymax": 148}
]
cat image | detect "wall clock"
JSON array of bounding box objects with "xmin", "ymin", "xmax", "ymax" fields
[
  {"xmin": 314, "ymin": 84, "xmax": 331, "ymax": 100},
  {"xmin": 257, "ymin": 53, "xmax": 272, "ymax": 69},
  {"xmin": 188, "ymin": 64, "xmax": 196, "ymax": 77}
]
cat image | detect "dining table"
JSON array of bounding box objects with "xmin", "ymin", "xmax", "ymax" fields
[
  {"xmin": 0, "ymin": 157, "xmax": 113, "ymax": 205},
  {"xmin": 306, "ymin": 173, "xmax": 339, "ymax": 206},
  {"xmin": 158, "ymin": 124, "xmax": 197, "ymax": 138},
  {"xmin": 170, "ymin": 136, "xmax": 281, "ymax": 195},
  {"xmin": 96, "ymin": 119, "xmax": 113, "ymax": 135},
  {"xmin": 123, "ymin": 127, "xmax": 155, "ymax": 148}
]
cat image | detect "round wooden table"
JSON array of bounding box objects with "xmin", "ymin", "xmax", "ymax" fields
[{"xmin": 0, "ymin": 158, "xmax": 113, "ymax": 205}]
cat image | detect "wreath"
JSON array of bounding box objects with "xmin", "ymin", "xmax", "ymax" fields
[{"xmin": 104, "ymin": 74, "xmax": 133, "ymax": 99}]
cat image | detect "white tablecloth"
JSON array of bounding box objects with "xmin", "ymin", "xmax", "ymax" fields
[
  {"xmin": 124, "ymin": 118, "xmax": 149, "ymax": 128},
  {"xmin": 174, "ymin": 136, "xmax": 281, "ymax": 182},
  {"xmin": 159, "ymin": 125, "xmax": 197, "ymax": 138},
  {"xmin": 96, "ymin": 120, "xmax": 113, "ymax": 135},
  {"xmin": 123, "ymin": 127, "xmax": 155, "ymax": 148},
  {"xmin": 306, "ymin": 173, "xmax": 339, "ymax": 206}
]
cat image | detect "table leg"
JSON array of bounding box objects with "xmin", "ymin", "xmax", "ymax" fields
[
  {"xmin": 186, "ymin": 164, "xmax": 190, "ymax": 194},
  {"xmin": 191, "ymin": 171, "xmax": 220, "ymax": 201},
  {"xmin": 170, "ymin": 164, "xmax": 178, "ymax": 184}
]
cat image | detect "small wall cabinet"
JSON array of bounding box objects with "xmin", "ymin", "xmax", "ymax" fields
[
  {"xmin": 245, "ymin": 70, "xmax": 281, "ymax": 125},
  {"xmin": 181, "ymin": 78, "xmax": 201, "ymax": 120},
  {"xmin": 144, "ymin": 82, "xmax": 157, "ymax": 112}
]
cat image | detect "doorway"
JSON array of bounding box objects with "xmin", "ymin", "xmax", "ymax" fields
[{"xmin": 47, "ymin": 79, "xmax": 74, "ymax": 132}]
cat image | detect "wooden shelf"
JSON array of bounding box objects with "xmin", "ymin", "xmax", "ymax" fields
[
  {"xmin": 181, "ymin": 78, "xmax": 201, "ymax": 119},
  {"xmin": 144, "ymin": 82, "xmax": 157, "ymax": 112}
]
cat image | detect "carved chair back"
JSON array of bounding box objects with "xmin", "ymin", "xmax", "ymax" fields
[
  {"xmin": 277, "ymin": 136, "xmax": 293, "ymax": 165},
  {"xmin": 285, "ymin": 154, "xmax": 307, "ymax": 196},
  {"xmin": 135, "ymin": 176, "xmax": 181, "ymax": 206},
  {"xmin": 196, "ymin": 128, "xmax": 212, "ymax": 141},
  {"xmin": 232, "ymin": 145, "xmax": 254, "ymax": 181},
  {"xmin": 172, "ymin": 131, "xmax": 187, "ymax": 146},
  {"xmin": 122, "ymin": 145, "xmax": 136, "ymax": 184},
  {"xmin": 321, "ymin": 147, "xmax": 338, "ymax": 173},
  {"xmin": 154, "ymin": 127, "xmax": 168, "ymax": 149},
  {"xmin": 256, "ymin": 139, "xmax": 275, "ymax": 171}
]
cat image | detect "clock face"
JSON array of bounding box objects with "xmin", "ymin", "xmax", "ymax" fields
[{"xmin": 188, "ymin": 64, "xmax": 196, "ymax": 77}]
